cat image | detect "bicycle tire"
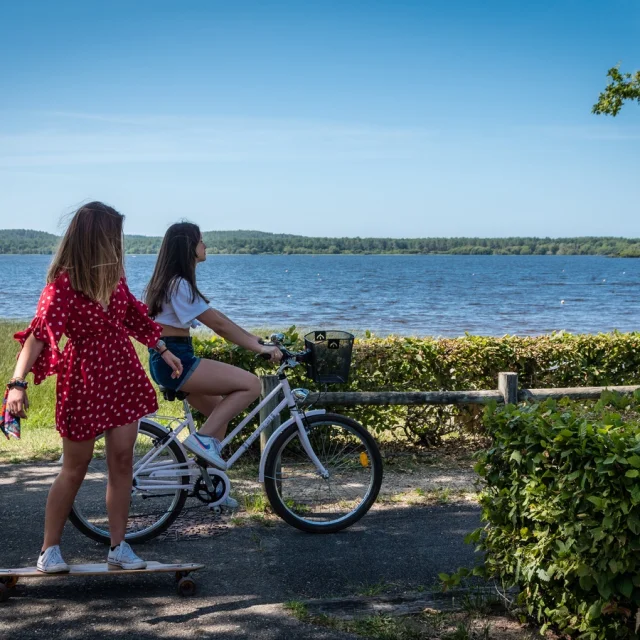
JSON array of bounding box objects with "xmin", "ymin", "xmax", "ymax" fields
[
  {"xmin": 263, "ymin": 413, "xmax": 383, "ymax": 533},
  {"xmin": 68, "ymin": 420, "xmax": 190, "ymax": 544}
]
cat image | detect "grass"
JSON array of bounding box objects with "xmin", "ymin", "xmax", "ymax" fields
[
  {"xmin": 284, "ymin": 606, "xmax": 534, "ymax": 640},
  {"xmin": 379, "ymin": 487, "xmax": 478, "ymax": 507},
  {"xmin": 226, "ymin": 491, "xmax": 277, "ymax": 527},
  {"xmin": 284, "ymin": 600, "xmax": 537, "ymax": 640},
  {"xmin": 284, "ymin": 600, "xmax": 308, "ymax": 618},
  {"xmin": 241, "ymin": 491, "xmax": 271, "ymax": 514}
]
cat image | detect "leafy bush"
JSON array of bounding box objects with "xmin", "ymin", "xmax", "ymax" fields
[
  {"xmin": 467, "ymin": 392, "xmax": 640, "ymax": 639},
  {"xmin": 8, "ymin": 320, "xmax": 640, "ymax": 446},
  {"xmin": 192, "ymin": 329, "xmax": 640, "ymax": 446}
]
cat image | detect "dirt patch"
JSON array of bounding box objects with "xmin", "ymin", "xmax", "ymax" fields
[
  {"xmin": 156, "ymin": 503, "xmax": 233, "ymax": 541},
  {"xmin": 229, "ymin": 457, "xmax": 481, "ymax": 514}
]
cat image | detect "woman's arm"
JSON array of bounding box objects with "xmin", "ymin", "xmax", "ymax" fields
[
  {"xmin": 7, "ymin": 333, "xmax": 45, "ymax": 417},
  {"xmin": 197, "ymin": 308, "xmax": 282, "ymax": 361}
]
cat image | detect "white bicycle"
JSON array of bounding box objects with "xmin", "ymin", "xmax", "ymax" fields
[{"xmin": 69, "ymin": 332, "xmax": 383, "ymax": 543}]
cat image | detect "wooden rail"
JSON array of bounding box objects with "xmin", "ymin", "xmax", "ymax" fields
[
  {"xmin": 294, "ymin": 373, "xmax": 640, "ymax": 407},
  {"xmin": 257, "ymin": 372, "xmax": 640, "ymax": 451},
  {"xmin": 303, "ymin": 390, "xmax": 503, "ymax": 406},
  {"xmin": 517, "ymin": 385, "xmax": 640, "ymax": 402}
]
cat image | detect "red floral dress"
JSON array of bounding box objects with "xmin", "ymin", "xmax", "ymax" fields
[{"xmin": 15, "ymin": 272, "xmax": 162, "ymax": 442}]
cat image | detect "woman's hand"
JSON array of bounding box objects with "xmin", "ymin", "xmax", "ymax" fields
[
  {"xmin": 161, "ymin": 350, "xmax": 184, "ymax": 379},
  {"xmin": 7, "ymin": 387, "xmax": 29, "ymax": 418},
  {"xmin": 260, "ymin": 345, "xmax": 284, "ymax": 364}
]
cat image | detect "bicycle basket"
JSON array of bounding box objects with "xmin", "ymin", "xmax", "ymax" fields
[{"xmin": 304, "ymin": 331, "xmax": 354, "ymax": 384}]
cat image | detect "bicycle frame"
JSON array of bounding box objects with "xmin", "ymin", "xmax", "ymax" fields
[{"xmin": 131, "ymin": 375, "xmax": 328, "ymax": 493}]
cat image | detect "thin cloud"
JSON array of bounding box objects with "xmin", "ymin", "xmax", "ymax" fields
[{"xmin": 0, "ymin": 113, "xmax": 438, "ymax": 167}]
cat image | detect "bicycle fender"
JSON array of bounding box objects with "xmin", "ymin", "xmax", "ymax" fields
[
  {"xmin": 138, "ymin": 417, "xmax": 171, "ymax": 435},
  {"xmin": 258, "ymin": 409, "xmax": 326, "ymax": 482}
]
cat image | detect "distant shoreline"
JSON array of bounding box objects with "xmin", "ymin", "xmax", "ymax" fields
[
  {"xmin": 0, "ymin": 252, "xmax": 637, "ymax": 258},
  {"xmin": 3, "ymin": 229, "xmax": 640, "ymax": 258}
]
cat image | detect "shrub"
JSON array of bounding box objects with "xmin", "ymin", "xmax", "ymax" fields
[
  {"xmin": 192, "ymin": 329, "xmax": 640, "ymax": 446},
  {"xmin": 467, "ymin": 392, "xmax": 640, "ymax": 639}
]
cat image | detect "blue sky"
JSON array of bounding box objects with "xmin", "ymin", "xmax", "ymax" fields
[{"xmin": 1, "ymin": 0, "xmax": 639, "ymax": 237}]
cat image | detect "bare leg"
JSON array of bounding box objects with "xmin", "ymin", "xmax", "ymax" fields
[
  {"xmin": 105, "ymin": 422, "xmax": 138, "ymax": 547},
  {"xmin": 42, "ymin": 437, "xmax": 95, "ymax": 550},
  {"xmin": 188, "ymin": 393, "xmax": 225, "ymax": 441},
  {"xmin": 180, "ymin": 360, "xmax": 261, "ymax": 438}
]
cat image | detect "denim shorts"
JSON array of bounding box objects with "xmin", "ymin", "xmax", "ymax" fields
[{"xmin": 148, "ymin": 337, "xmax": 201, "ymax": 391}]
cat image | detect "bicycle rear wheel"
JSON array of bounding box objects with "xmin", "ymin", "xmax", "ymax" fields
[
  {"xmin": 263, "ymin": 413, "xmax": 383, "ymax": 533},
  {"xmin": 68, "ymin": 420, "xmax": 189, "ymax": 544}
]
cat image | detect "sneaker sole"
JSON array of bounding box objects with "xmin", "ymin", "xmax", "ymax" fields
[
  {"xmin": 37, "ymin": 566, "xmax": 70, "ymax": 574},
  {"xmin": 107, "ymin": 562, "xmax": 147, "ymax": 570}
]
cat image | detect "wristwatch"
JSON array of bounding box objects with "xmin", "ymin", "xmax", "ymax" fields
[{"xmin": 153, "ymin": 340, "xmax": 167, "ymax": 354}]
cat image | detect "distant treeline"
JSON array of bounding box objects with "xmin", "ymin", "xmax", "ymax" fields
[{"xmin": 2, "ymin": 228, "xmax": 640, "ymax": 257}]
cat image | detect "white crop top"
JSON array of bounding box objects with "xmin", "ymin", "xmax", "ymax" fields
[{"xmin": 153, "ymin": 278, "xmax": 210, "ymax": 329}]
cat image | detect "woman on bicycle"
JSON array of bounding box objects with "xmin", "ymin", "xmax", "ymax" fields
[
  {"xmin": 144, "ymin": 222, "xmax": 282, "ymax": 503},
  {"xmin": 7, "ymin": 202, "xmax": 183, "ymax": 573}
]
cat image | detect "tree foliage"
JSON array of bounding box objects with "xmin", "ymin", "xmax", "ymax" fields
[
  {"xmin": 593, "ymin": 65, "xmax": 640, "ymax": 117},
  {"xmin": 3, "ymin": 228, "xmax": 640, "ymax": 256}
]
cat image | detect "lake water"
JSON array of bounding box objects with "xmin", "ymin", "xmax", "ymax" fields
[{"xmin": 1, "ymin": 254, "xmax": 639, "ymax": 337}]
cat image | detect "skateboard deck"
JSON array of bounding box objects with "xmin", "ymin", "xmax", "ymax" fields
[{"xmin": 0, "ymin": 561, "xmax": 204, "ymax": 601}]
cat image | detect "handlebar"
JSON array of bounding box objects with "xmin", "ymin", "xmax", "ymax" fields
[{"xmin": 256, "ymin": 337, "xmax": 310, "ymax": 366}]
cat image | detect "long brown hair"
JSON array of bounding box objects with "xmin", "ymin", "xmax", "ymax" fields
[
  {"xmin": 145, "ymin": 222, "xmax": 209, "ymax": 318},
  {"xmin": 47, "ymin": 201, "xmax": 125, "ymax": 304}
]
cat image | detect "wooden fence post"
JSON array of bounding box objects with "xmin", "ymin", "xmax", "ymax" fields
[
  {"xmin": 498, "ymin": 372, "xmax": 519, "ymax": 405},
  {"xmin": 259, "ymin": 375, "xmax": 282, "ymax": 453}
]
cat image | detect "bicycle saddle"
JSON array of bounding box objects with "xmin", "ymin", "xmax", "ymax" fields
[{"xmin": 158, "ymin": 386, "xmax": 189, "ymax": 402}]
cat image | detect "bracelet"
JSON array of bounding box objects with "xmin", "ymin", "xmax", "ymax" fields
[
  {"xmin": 7, "ymin": 378, "xmax": 28, "ymax": 391},
  {"xmin": 158, "ymin": 348, "xmax": 168, "ymax": 356}
]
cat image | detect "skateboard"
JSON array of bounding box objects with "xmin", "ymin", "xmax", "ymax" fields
[{"xmin": 0, "ymin": 561, "xmax": 204, "ymax": 602}]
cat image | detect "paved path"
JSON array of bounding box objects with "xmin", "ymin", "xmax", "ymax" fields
[{"xmin": 0, "ymin": 463, "xmax": 481, "ymax": 639}]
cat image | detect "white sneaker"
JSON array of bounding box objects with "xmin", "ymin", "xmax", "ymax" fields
[
  {"xmin": 209, "ymin": 495, "xmax": 239, "ymax": 510},
  {"xmin": 107, "ymin": 541, "xmax": 147, "ymax": 570},
  {"xmin": 37, "ymin": 545, "xmax": 70, "ymax": 573},
  {"xmin": 221, "ymin": 495, "xmax": 239, "ymax": 509},
  {"xmin": 183, "ymin": 433, "xmax": 227, "ymax": 469}
]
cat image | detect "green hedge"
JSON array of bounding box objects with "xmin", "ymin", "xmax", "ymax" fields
[
  {"xmin": 7, "ymin": 320, "xmax": 640, "ymax": 445},
  {"xmin": 466, "ymin": 393, "xmax": 640, "ymax": 639},
  {"xmin": 193, "ymin": 329, "xmax": 640, "ymax": 445}
]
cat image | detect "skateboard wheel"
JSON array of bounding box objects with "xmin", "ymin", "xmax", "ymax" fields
[
  {"xmin": 0, "ymin": 577, "xmax": 18, "ymax": 589},
  {"xmin": 177, "ymin": 577, "xmax": 197, "ymax": 597},
  {"xmin": 0, "ymin": 583, "xmax": 10, "ymax": 603}
]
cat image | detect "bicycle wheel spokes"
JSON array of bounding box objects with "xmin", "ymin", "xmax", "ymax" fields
[
  {"xmin": 274, "ymin": 419, "xmax": 377, "ymax": 525},
  {"xmin": 71, "ymin": 425, "xmax": 188, "ymax": 542}
]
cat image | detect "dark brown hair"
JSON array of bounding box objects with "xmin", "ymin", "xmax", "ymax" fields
[
  {"xmin": 47, "ymin": 201, "xmax": 124, "ymax": 304},
  {"xmin": 145, "ymin": 222, "xmax": 209, "ymax": 318}
]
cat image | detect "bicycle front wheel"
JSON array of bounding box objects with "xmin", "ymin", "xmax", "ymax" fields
[
  {"xmin": 68, "ymin": 420, "xmax": 189, "ymax": 544},
  {"xmin": 263, "ymin": 413, "xmax": 383, "ymax": 533}
]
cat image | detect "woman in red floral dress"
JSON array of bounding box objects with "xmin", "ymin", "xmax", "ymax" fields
[{"xmin": 7, "ymin": 202, "xmax": 183, "ymax": 573}]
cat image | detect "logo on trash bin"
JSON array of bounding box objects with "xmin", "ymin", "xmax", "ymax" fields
[
  {"xmin": 314, "ymin": 331, "xmax": 326, "ymax": 342},
  {"xmin": 328, "ymin": 339, "xmax": 340, "ymax": 349}
]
